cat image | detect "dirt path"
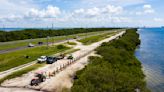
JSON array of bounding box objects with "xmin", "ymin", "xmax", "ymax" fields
[{"xmin": 0, "ymin": 30, "xmax": 126, "ymax": 92}]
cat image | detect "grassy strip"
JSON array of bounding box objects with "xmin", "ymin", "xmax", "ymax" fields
[
  {"xmin": 0, "ymin": 64, "xmax": 44, "ymax": 84},
  {"xmin": 78, "ymin": 31, "xmax": 118, "ymax": 45},
  {"xmin": 0, "ymin": 45, "xmax": 70, "ymax": 72},
  {"xmin": 71, "ymin": 29, "xmax": 150, "ymax": 92},
  {"xmin": 0, "ymin": 31, "xmax": 110, "ymax": 51},
  {"xmin": 0, "ymin": 48, "xmax": 80, "ymax": 84}
]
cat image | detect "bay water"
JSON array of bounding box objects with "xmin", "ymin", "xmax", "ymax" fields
[{"xmin": 135, "ymin": 28, "xmax": 164, "ymax": 92}]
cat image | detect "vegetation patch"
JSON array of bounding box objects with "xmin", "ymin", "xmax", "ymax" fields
[
  {"xmin": 0, "ymin": 28, "xmax": 119, "ymax": 42},
  {"xmin": 0, "ymin": 45, "xmax": 70, "ymax": 72},
  {"xmin": 78, "ymin": 31, "xmax": 118, "ymax": 45},
  {"xmin": 67, "ymin": 42, "xmax": 77, "ymax": 45},
  {"xmin": 71, "ymin": 29, "xmax": 150, "ymax": 92},
  {"xmin": 57, "ymin": 44, "xmax": 66, "ymax": 49}
]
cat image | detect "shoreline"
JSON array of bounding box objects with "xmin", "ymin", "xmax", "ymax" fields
[{"xmin": 71, "ymin": 29, "xmax": 150, "ymax": 92}]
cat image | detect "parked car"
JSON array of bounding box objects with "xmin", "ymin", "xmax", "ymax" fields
[
  {"xmin": 46, "ymin": 56, "xmax": 57, "ymax": 64},
  {"xmin": 37, "ymin": 56, "xmax": 47, "ymax": 63},
  {"xmin": 56, "ymin": 54, "xmax": 65, "ymax": 60},
  {"xmin": 38, "ymin": 42, "xmax": 43, "ymax": 45},
  {"xmin": 67, "ymin": 54, "xmax": 74, "ymax": 60},
  {"xmin": 28, "ymin": 43, "xmax": 35, "ymax": 47}
]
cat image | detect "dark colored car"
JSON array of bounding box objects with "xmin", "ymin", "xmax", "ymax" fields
[
  {"xmin": 46, "ymin": 56, "xmax": 57, "ymax": 64},
  {"xmin": 56, "ymin": 54, "xmax": 65, "ymax": 60},
  {"xmin": 38, "ymin": 42, "xmax": 43, "ymax": 45},
  {"xmin": 67, "ymin": 55, "xmax": 73, "ymax": 60}
]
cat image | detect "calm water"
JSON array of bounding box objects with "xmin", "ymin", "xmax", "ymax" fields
[
  {"xmin": 0, "ymin": 28, "xmax": 25, "ymax": 31},
  {"xmin": 135, "ymin": 28, "xmax": 164, "ymax": 92}
]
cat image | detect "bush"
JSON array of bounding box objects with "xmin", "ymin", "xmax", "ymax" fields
[
  {"xmin": 67, "ymin": 42, "xmax": 77, "ymax": 45},
  {"xmin": 57, "ymin": 44, "xmax": 66, "ymax": 49}
]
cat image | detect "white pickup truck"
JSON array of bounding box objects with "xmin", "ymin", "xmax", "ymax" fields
[
  {"xmin": 37, "ymin": 56, "xmax": 47, "ymax": 63},
  {"xmin": 28, "ymin": 43, "xmax": 35, "ymax": 47}
]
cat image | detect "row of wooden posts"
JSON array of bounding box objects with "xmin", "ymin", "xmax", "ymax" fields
[{"xmin": 47, "ymin": 50, "xmax": 93, "ymax": 77}]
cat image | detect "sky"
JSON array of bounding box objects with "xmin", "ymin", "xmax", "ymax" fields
[{"xmin": 0, "ymin": 0, "xmax": 164, "ymax": 28}]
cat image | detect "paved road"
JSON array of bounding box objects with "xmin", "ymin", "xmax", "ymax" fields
[
  {"xmin": 0, "ymin": 31, "xmax": 112, "ymax": 54},
  {"xmin": 0, "ymin": 39, "xmax": 70, "ymax": 54}
]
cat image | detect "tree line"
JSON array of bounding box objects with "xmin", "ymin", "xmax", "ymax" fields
[
  {"xmin": 0, "ymin": 28, "xmax": 118, "ymax": 42},
  {"xmin": 71, "ymin": 29, "xmax": 150, "ymax": 92}
]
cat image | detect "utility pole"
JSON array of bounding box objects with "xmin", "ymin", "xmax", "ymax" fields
[
  {"xmin": 52, "ymin": 23, "xmax": 53, "ymax": 29},
  {"xmin": 47, "ymin": 36, "xmax": 49, "ymax": 49}
]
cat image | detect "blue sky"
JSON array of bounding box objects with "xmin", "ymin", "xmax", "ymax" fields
[{"xmin": 0, "ymin": 0, "xmax": 163, "ymax": 28}]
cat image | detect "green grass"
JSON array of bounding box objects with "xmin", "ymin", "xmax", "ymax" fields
[
  {"xmin": 78, "ymin": 31, "xmax": 118, "ymax": 45},
  {"xmin": 0, "ymin": 31, "xmax": 110, "ymax": 51},
  {"xmin": 0, "ymin": 45, "xmax": 70, "ymax": 72},
  {"xmin": 0, "ymin": 64, "xmax": 45, "ymax": 84},
  {"xmin": 66, "ymin": 42, "xmax": 77, "ymax": 45}
]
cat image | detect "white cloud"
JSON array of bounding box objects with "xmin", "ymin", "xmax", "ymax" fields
[
  {"xmin": 0, "ymin": 0, "xmax": 38, "ymax": 16},
  {"xmin": 73, "ymin": 7, "xmax": 101, "ymax": 18},
  {"xmin": 144, "ymin": 9, "xmax": 154, "ymax": 14},
  {"xmin": 74, "ymin": 9, "xmax": 85, "ymax": 14},
  {"xmin": 0, "ymin": 14, "xmax": 23, "ymax": 22},
  {"xmin": 86, "ymin": 7, "xmax": 100, "ymax": 17},
  {"xmin": 136, "ymin": 4, "xmax": 155, "ymax": 15},
  {"xmin": 25, "ymin": 5, "xmax": 61, "ymax": 18},
  {"xmin": 143, "ymin": 4, "xmax": 152, "ymax": 9},
  {"xmin": 112, "ymin": 17, "xmax": 132, "ymax": 23},
  {"xmin": 102, "ymin": 5, "xmax": 123, "ymax": 15},
  {"xmin": 73, "ymin": 5, "xmax": 123, "ymax": 18},
  {"xmin": 0, "ymin": 5, "xmax": 61, "ymax": 22},
  {"xmin": 80, "ymin": 0, "xmax": 145, "ymax": 8},
  {"xmin": 154, "ymin": 18, "xmax": 163, "ymax": 22},
  {"xmin": 143, "ymin": 4, "xmax": 154, "ymax": 14}
]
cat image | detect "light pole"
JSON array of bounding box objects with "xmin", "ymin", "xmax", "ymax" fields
[
  {"xmin": 47, "ymin": 36, "xmax": 50, "ymax": 49},
  {"xmin": 52, "ymin": 36, "xmax": 54, "ymax": 46}
]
